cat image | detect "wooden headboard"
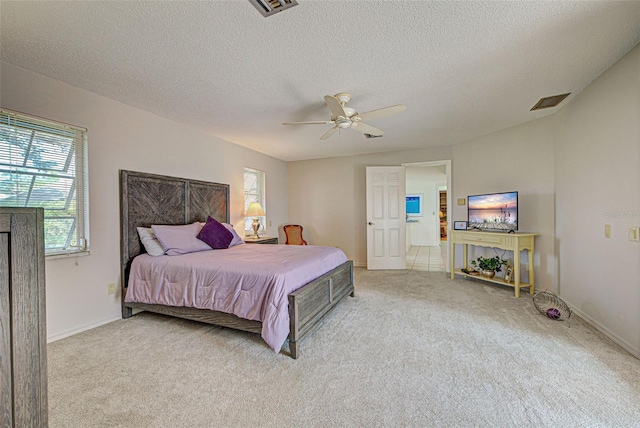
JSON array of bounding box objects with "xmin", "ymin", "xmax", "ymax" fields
[{"xmin": 119, "ymin": 170, "xmax": 229, "ymax": 316}]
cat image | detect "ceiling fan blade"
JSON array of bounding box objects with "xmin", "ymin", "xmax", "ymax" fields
[
  {"xmin": 320, "ymin": 126, "xmax": 339, "ymax": 140},
  {"xmin": 283, "ymin": 121, "xmax": 334, "ymax": 125},
  {"xmin": 351, "ymin": 122, "xmax": 384, "ymax": 137},
  {"xmin": 356, "ymin": 105, "xmax": 406, "ymax": 122},
  {"xmin": 324, "ymin": 95, "xmax": 347, "ymax": 119}
]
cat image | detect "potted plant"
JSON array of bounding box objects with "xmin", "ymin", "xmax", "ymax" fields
[{"xmin": 470, "ymin": 256, "xmax": 506, "ymax": 278}]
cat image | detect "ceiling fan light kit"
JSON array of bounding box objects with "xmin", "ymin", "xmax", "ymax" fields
[
  {"xmin": 283, "ymin": 93, "xmax": 406, "ymax": 140},
  {"xmin": 336, "ymin": 118, "xmax": 351, "ymax": 129},
  {"xmin": 342, "ymin": 107, "xmax": 357, "ymax": 118}
]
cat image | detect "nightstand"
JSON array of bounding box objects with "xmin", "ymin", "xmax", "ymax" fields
[{"xmin": 244, "ymin": 236, "xmax": 278, "ymax": 245}]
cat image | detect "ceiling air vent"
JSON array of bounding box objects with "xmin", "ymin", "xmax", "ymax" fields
[
  {"xmin": 249, "ymin": 0, "xmax": 298, "ymax": 17},
  {"xmin": 530, "ymin": 92, "xmax": 571, "ymax": 111},
  {"xmin": 364, "ymin": 133, "xmax": 383, "ymax": 139}
]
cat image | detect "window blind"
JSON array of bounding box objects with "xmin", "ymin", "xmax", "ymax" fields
[{"xmin": 0, "ymin": 109, "xmax": 90, "ymax": 256}]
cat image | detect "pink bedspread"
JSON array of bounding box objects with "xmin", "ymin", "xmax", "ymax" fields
[{"xmin": 125, "ymin": 244, "xmax": 348, "ymax": 352}]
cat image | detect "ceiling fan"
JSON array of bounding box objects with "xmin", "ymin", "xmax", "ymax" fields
[{"xmin": 283, "ymin": 93, "xmax": 406, "ymax": 140}]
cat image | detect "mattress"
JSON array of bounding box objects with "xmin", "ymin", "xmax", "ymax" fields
[{"xmin": 125, "ymin": 243, "xmax": 348, "ymax": 352}]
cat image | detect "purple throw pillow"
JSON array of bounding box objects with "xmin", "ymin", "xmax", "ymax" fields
[{"xmin": 198, "ymin": 216, "xmax": 233, "ymax": 249}]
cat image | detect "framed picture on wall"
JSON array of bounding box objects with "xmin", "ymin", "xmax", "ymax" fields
[
  {"xmin": 453, "ymin": 221, "xmax": 468, "ymax": 230},
  {"xmin": 406, "ymin": 194, "xmax": 423, "ymax": 217}
]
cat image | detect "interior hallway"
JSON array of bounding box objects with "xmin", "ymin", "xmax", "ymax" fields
[{"xmin": 406, "ymin": 242, "xmax": 447, "ymax": 271}]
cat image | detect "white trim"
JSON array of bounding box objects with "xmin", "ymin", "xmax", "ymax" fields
[
  {"xmin": 46, "ymin": 249, "xmax": 90, "ymax": 260},
  {"xmin": 47, "ymin": 314, "xmax": 120, "ymax": 343}
]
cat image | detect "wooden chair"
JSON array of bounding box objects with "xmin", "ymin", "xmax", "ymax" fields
[{"xmin": 283, "ymin": 224, "xmax": 308, "ymax": 245}]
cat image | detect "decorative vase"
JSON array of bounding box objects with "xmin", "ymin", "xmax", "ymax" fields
[{"xmin": 481, "ymin": 270, "xmax": 496, "ymax": 278}]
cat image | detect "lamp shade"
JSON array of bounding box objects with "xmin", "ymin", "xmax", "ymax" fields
[{"xmin": 245, "ymin": 202, "xmax": 265, "ymax": 217}]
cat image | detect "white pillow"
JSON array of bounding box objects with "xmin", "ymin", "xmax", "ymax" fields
[
  {"xmin": 223, "ymin": 223, "xmax": 245, "ymax": 247},
  {"xmin": 136, "ymin": 227, "xmax": 165, "ymax": 256},
  {"xmin": 151, "ymin": 222, "xmax": 212, "ymax": 256}
]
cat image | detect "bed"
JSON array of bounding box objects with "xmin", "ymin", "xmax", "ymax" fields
[{"xmin": 119, "ymin": 170, "xmax": 354, "ymax": 358}]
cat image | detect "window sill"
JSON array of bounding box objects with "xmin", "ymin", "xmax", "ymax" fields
[{"xmin": 46, "ymin": 250, "xmax": 91, "ymax": 260}]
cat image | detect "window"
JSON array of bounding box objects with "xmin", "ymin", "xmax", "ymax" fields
[
  {"xmin": 0, "ymin": 109, "xmax": 89, "ymax": 257},
  {"xmin": 243, "ymin": 167, "xmax": 265, "ymax": 233}
]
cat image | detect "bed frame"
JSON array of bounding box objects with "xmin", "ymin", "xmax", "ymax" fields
[{"xmin": 119, "ymin": 170, "xmax": 354, "ymax": 359}]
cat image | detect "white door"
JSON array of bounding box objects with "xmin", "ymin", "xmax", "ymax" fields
[{"xmin": 366, "ymin": 166, "xmax": 406, "ymax": 269}]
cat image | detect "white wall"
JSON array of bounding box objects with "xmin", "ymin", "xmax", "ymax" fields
[
  {"xmin": 287, "ymin": 146, "xmax": 453, "ymax": 266},
  {"xmin": 0, "ymin": 62, "xmax": 288, "ymax": 341},
  {"xmin": 554, "ymin": 43, "xmax": 640, "ymax": 357},
  {"xmin": 452, "ymin": 117, "xmax": 556, "ymax": 289},
  {"xmin": 288, "ymin": 119, "xmax": 555, "ymax": 284},
  {"xmin": 406, "ymin": 166, "xmax": 446, "ymax": 246}
]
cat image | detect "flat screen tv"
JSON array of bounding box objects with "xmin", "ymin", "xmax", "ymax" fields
[{"xmin": 467, "ymin": 191, "xmax": 518, "ymax": 232}]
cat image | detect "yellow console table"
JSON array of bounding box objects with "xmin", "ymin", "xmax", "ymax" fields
[{"xmin": 450, "ymin": 230, "xmax": 538, "ymax": 298}]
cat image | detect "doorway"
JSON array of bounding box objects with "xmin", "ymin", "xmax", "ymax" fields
[
  {"xmin": 403, "ymin": 160, "xmax": 451, "ymax": 273},
  {"xmin": 406, "ymin": 243, "xmax": 447, "ymax": 271}
]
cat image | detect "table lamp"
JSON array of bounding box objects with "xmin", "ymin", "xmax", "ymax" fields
[{"xmin": 245, "ymin": 202, "xmax": 266, "ymax": 238}]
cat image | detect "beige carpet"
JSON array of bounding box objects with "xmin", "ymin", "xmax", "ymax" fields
[{"xmin": 48, "ymin": 268, "xmax": 640, "ymax": 427}]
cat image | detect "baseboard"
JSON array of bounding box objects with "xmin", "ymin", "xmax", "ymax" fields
[
  {"xmin": 353, "ymin": 261, "xmax": 367, "ymax": 268},
  {"xmin": 47, "ymin": 314, "xmax": 121, "ymax": 343},
  {"xmin": 564, "ymin": 300, "xmax": 640, "ymax": 360}
]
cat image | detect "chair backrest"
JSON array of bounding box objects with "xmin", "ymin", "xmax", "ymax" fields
[{"xmin": 283, "ymin": 224, "xmax": 308, "ymax": 245}]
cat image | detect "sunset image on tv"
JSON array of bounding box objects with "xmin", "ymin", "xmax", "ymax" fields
[{"xmin": 468, "ymin": 191, "xmax": 518, "ymax": 231}]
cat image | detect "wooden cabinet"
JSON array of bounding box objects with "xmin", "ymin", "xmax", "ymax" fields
[
  {"xmin": 439, "ymin": 191, "xmax": 447, "ymax": 220},
  {"xmin": 0, "ymin": 208, "xmax": 48, "ymax": 427},
  {"xmin": 439, "ymin": 191, "xmax": 447, "ymax": 238},
  {"xmin": 244, "ymin": 236, "xmax": 278, "ymax": 244},
  {"xmin": 450, "ymin": 230, "xmax": 537, "ymax": 298}
]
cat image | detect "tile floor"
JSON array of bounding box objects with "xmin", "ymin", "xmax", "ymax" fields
[{"xmin": 406, "ymin": 242, "xmax": 447, "ymax": 271}]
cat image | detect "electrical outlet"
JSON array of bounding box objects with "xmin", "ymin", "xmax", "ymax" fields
[{"xmin": 107, "ymin": 283, "xmax": 116, "ymax": 295}]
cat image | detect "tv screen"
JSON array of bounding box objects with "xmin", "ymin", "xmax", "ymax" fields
[
  {"xmin": 468, "ymin": 191, "xmax": 518, "ymax": 232},
  {"xmin": 406, "ymin": 194, "xmax": 422, "ymax": 216}
]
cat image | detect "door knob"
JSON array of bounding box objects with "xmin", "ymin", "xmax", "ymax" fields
[{"xmin": 368, "ymin": 222, "xmax": 374, "ymax": 225}]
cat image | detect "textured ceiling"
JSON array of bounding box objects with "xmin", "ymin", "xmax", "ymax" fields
[{"xmin": 1, "ymin": 1, "xmax": 639, "ymax": 161}]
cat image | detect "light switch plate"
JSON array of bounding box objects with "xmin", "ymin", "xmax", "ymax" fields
[
  {"xmin": 457, "ymin": 198, "xmax": 466, "ymax": 206},
  {"xmin": 629, "ymin": 227, "xmax": 639, "ymax": 242},
  {"xmin": 605, "ymin": 224, "xmax": 611, "ymax": 238}
]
